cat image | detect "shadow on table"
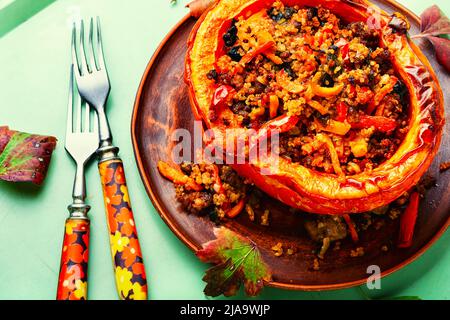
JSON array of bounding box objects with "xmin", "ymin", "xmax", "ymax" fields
[{"xmin": 0, "ymin": 180, "xmax": 43, "ymax": 196}]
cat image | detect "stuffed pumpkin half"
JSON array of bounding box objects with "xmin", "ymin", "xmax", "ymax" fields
[{"xmin": 183, "ymin": 0, "xmax": 444, "ymax": 215}]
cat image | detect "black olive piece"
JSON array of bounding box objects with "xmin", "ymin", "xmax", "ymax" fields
[
  {"xmin": 228, "ymin": 46, "xmax": 242, "ymax": 62},
  {"xmin": 284, "ymin": 7, "xmax": 296, "ymax": 19},
  {"xmin": 316, "ymin": 113, "xmax": 330, "ymax": 125},
  {"xmin": 228, "ymin": 25, "xmax": 238, "ymax": 36},
  {"xmin": 223, "ymin": 32, "xmax": 237, "ymax": 47},
  {"xmin": 307, "ymin": 7, "xmax": 318, "ymax": 20},
  {"xmin": 320, "ymin": 73, "xmax": 334, "ymax": 87},
  {"xmin": 280, "ymin": 62, "xmax": 297, "ymax": 79},
  {"xmin": 348, "ymin": 76, "xmax": 355, "ymax": 84},
  {"xmin": 206, "ymin": 69, "xmax": 218, "ymax": 80},
  {"xmin": 268, "ymin": 8, "xmax": 284, "ymax": 22},
  {"xmin": 393, "ymin": 80, "xmax": 408, "ymax": 101},
  {"xmin": 329, "ymin": 45, "xmax": 338, "ymax": 51},
  {"xmin": 314, "ymin": 56, "xmax": 321, "ymax": 66},
  {"xmin": 242, "ymin": 117, "xmax": 251, "ymax": 127}
]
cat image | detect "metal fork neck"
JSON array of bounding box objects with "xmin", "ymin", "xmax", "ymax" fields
[
  {"xmin": 69, "ymin": 162, "xmax": 90, "ymax": 219},
  {"xmin": 96, "ymin": 105, "xmax": 120, "ymax": 163}
]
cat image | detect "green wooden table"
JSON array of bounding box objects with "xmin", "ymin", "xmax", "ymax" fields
[{"xmin": 0, "ymin": 0, "xmax": 448, "ymax": 300}]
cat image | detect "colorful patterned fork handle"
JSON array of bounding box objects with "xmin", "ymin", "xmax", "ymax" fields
[
  {"xmin": 99, "ymin": 158, "xmax": 148, "ymax": 300},
  {"xmin": 56, "ymin": 218, "xmax": 90, "ymax": 300}
]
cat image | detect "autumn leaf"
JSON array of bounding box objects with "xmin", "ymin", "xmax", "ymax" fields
[
  {"xmin": 417, "ymin": 5, "xmax": 450, "ymax": 37},
  {"xmin": 196, "ymin": 227, "xmax": 272, "ymax": 297},
  {"xmin": 427, "ymin": 36, "xmax": 450, "ymax": 72},
  {"xmin": 411, "ymin": 5, "xmax": 450, "ymax": 72},
  {"xmin": 0, "ymin": 126, "xmax": 57, "ymax": 185}
]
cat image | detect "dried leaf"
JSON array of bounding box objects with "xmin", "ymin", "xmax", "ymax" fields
[
  {"xmin": 186, "ymin": 0, "xmax": 216, "ymax": 18},
  {"xmin": 428, "ymin": 36, "xmax": 450, "ymax": 72},
  {"xmin": 419, "ymin": 5, "xmax": 450, "ymax": 37},
  {"xmin": 0, "ymin": 127, "xmax": 57, "ymax": 185},
  {"xmin": 411, "ymin": 5, "xmax": 450, "ymax": 72},
  {"xmin": 196, "ymin": 227, "xmax": 272, "ymax": 297},
  {"xmin": 0, "ymin": 127, "xmax": 14, "ymax": 154}
]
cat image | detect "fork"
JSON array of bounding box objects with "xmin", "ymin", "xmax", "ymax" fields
[
  {"xmin": 71, "ymin": 18, "xmax": 148, "ymax": 300},
  {"xmin": 56, "ymin": 65, "xmax": 99, "ymax": 300}
]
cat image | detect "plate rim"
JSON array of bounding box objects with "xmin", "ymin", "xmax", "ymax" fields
[{"xmin": 131, "ymin": 1, "xmax": 450, "ymax": 292}]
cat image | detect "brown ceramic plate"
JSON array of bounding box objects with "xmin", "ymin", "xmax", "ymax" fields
[{"xmin": 132, "ymin": 0, "xmax": 449, "ymax": 290}]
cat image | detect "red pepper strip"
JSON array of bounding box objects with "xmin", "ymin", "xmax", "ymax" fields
[
  {"xmin": 157, "ymin": 161, "xmax": 203, "ymax": 191},
  {"xmin": 247, "ymin": 114, "xmax": 299, "ymax": 159},
  {"xmin": 336, "ymin": 101, "xmax": 348, "ymax": 122},
  {"xmin": 350, "ymin": 115, "xmax": 397, "ymax": 133},
  {"xmin": 255, "ymin": 114, "xmax": 300, "ymax": 144},
  {"xmin": 226, "ymin": 198, "xmax": 246, "ymax": 218},
  {"xmin": 213, "ymin": 85, "xmax": 235, "ymax": 110},
  {"xmin": 398, "ymin": 192, "xmax": 420, "ymax": 248},
  {"xmin": 240, "ymin": 41, "xmax": 275, "ymax": 65},
  {"xmin": 343, "ymin": 214, "xmax": 359, "ymax": 243},
  {"xmin": 260, "ymin": 114, "xmax": 300, "ymax": 134}
]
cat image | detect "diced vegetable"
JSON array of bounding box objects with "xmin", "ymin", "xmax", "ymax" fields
[
  {"xmin": 157, "ymin": 161, "xmax": 203, "ymax": 191},
  {"xmin": 336, "ymin": 102, "xmax": 348, "ymax": 122},
  {"xmin": 315, "ymin": 119, "xmax": 351, "ymax": 136},
  {"xmin": 308, "ymin": 100, "xmax": 328, "ymax": 115},
  {"xmin": 269, "ymin": 94, "xmax": 279, "ymax": 118},
  {"xmin": 349, "ymin": 137, "xmax": 368, "ymax": 157}
]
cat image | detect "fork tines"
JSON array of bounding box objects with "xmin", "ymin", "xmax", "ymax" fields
[{"xmin": 71, "ymin": 17, "xmax": 106, "ymax": 77}]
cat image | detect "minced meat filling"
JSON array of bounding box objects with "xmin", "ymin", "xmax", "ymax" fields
[
  {"xmin": 210, "ymin": 1, "xmax": 409, "ymax": 176},
  {"xmin": 175, "ymin": 163, "xmax": 247, "ymax": 219}
]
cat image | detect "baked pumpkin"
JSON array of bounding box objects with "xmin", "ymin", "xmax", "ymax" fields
[{"xmin": 185, "ymin": 0, "xmax": 445, "ymax": 214}]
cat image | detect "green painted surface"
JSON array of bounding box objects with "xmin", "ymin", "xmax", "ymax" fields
[
  {"xmin": 0, "ymin": 0, "xmax": 56, "ymax": 37},
  {"xmin": 0, "ymin": 0, "xmax": 448, "ymax": 300}
]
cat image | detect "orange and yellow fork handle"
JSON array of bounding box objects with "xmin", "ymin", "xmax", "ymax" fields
[
  {"xmin": 56, "ymin": 218, "xmax": 90, "ymax": 300},
  {"xmin": 99, "ymin": 158, "xmax": 148, "ymax": 300}
]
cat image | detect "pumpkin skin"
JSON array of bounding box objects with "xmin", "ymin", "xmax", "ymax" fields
[{"xmin": 185, "ymin": 0, "xmax": 445, "ymax": 214}]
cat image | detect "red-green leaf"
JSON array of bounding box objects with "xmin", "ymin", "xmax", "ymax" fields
[
  {"xmin": 0, "ymin": 126, "xmax": 57, "ymax": 185},
  {"xmin": 428, "ymin": 36, "xmax": 450, "ymax": 72},
  {"xmin": 419, "ymin": 5, "xmax": 450, "ymax": 37},
  {"xmin": 0, "ymin": 127, "xmax": 14, "ymax": 154},
  {"xmin": 196, "ymin": 227, "xmax": 272, "ymax": 297},
  {"xmin": 411, "ymin": 5, "xmax": 450, "ymax": 73}
]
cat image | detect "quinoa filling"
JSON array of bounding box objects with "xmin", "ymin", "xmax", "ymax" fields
[{"xmin": 209, "ymin": 1, "xmax": 410, "ymax": 176}]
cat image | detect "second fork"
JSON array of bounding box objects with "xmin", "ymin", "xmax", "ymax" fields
[{"xmin": 56, "ymin": 65, "xmax": 99, "ymax": 300}]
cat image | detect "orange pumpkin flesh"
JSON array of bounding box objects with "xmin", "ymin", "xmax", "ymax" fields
[{"xmin": 185, "ymin": 0, "xmax": 445, "ymax": 214}]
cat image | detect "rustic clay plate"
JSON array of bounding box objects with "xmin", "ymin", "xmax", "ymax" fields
[{"xmin": 132, "ymin": 0, "xmax": 449, "ymax": 290}]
